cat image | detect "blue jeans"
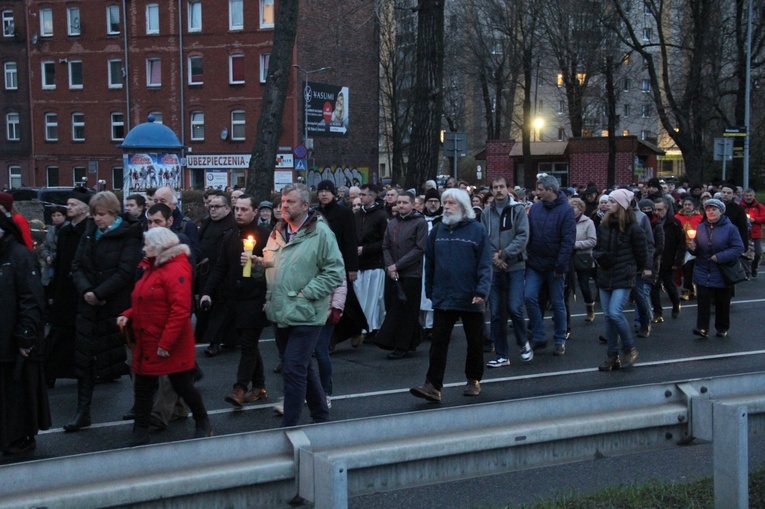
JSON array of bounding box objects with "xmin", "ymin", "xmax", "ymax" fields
[
  {"xmin": 633, "ymin": 277, "xmax": 652, "ymax": 328},
  {"xmin": 314, "ymin": 324, "xmax": 333, "ymax": 396},
  {"xmin": 275, "ymin": 325, "xmax": 329, "ymax": 427},
  {"xmin": 489, "ymin": 269, "xmax": 527, "ymax": 358},
  {"xmin": 524, "ymin": 268, "xmax": 567, "ymax": 345},
  {"xmin": 600, "ymin": 288, "xmax": 634, "ymax": 355}
]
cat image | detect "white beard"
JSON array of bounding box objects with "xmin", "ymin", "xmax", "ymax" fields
[{"xmin": 441, "ymin": 209, "xmax": 463, "ymax": 226}]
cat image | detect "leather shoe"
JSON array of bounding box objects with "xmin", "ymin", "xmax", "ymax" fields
[
  {"xmin": 693, "ymin": 328, "xmax": 709, "ymax": 338},
  {"xmin": 225, "ymin": 386, "xmax": 245, "ymax": 408},
  {"xmin": 244, "ymin": 387, "xmax": 268, "ymax": 402},
  {"xmin": 387, "ymin": 349, "xmax": 408, "ymax": 360},
  {"xmin": 410, "ymin": 382, "xmax": 441, "ymax": 402},
  {"xmin": 204, "ymin": 345, "xmax": 220, "ymax": 357}
]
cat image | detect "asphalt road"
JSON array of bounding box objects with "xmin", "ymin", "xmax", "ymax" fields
[{"xmin": 3, "ymin": 276, "xmax": 765, "ymax": 508}]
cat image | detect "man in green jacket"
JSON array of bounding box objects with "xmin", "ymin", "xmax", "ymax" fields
[{"xmin": 260, "ymin": 184, "xmax": 345, "ymax": 426}]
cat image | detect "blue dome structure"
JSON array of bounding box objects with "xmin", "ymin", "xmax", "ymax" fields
[{"xmin": 118, "ymin": 115, "xmax": 184, "ymax": 150}]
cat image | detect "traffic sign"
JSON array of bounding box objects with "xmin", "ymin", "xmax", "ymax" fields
[
  {"xmin": 294, "ymin": 158, "xmax": 307, "ymax": 171},
  {"xmin": 294, "ymin": 145, "xmax": 308, "ymax": 159}
]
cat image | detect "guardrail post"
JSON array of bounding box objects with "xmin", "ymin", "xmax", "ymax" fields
[
  {"xmin": 313, "ymin": 453, "xmax": 348, "ymax": 509},
  {"xmin": 713, "ymin": 403, "xmax": 748, "ymax": 509}
]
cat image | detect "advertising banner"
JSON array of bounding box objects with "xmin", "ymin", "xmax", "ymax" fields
[
  {"xmin": 205, "ymin": 170, "xmax": 229, "ymax": 189},
  {"xmin": 306, "ymin": 82, "xmax": 349, "ymax": 137},
  {"xmin": 123, "ymin": 153, "xmax": 181, "ymax": 192}
]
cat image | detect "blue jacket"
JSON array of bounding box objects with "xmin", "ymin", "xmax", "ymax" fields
[
  {"xmin": 425, "ymin": 218, "xmax": 492, "ymax": 313},
  {"xmin": 526, "ymin": 191, "xmax": 576, "ymax": 273},
  {"xmin": 690, "ymin": 215, "xmax": 744, "ymax": 288}
]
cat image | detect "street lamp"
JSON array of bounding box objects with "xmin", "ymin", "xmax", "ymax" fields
[
  {"xmin": 533, "ymin": 117, "xmax": 544, "ymax": 141},
  {"xmin": 292, "ymin": 65, "xmax": 331, "ymax": 149}
]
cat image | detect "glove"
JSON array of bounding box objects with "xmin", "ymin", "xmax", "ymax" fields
[{"xmin": 327, "ymin": 308, "xmax": 343, "ymax": 325}]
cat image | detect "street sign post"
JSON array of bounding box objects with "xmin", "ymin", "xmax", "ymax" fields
[
  {"xmin": 714, "ymin": 137, "xmax": 734, "ymax": 180},
  {"xmin": 443, "ymin": 132, "xmax": 467, "ymax": 180}
]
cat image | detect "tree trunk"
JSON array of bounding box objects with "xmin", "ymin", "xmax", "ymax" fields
[
  {"xmin": 245, "ymin": 0, "xmax": 299, "ymax": 202},
  {"xmin": 404, "ymin": 0, "xmax": 445, "ymax": 189}
]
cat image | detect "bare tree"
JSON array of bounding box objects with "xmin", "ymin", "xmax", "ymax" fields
[
  {"xmin": 404, "ymin": 0, "xmax": 446, "ymax": 189},
  {"xmin": 245, "ymin": 0, "xmax": 299, "ymax": 201}
]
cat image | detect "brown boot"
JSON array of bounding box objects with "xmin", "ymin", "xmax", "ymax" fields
[
  {"xmin": 244, "ymin": 387, "xmax": 268, "ymax": 402},
  {"xmin": 224, "ymin": 385, "xmax": 245, "ymax": 408},
  {"xmin": 585, "ymin": 303, "xmax": 595, "ymax": 322},
  {"xmin": 463, "ymin": 379, "xmax": 481, "ymax": 397}
]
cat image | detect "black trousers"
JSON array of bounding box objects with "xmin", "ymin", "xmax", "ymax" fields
[
  {"xmin": 651, "ymin": 266, "xmax": 681, "ymax": 313},
  {"xmin": 425, "ymin": 310, "xmax": 484, "ymax": 391},
  {"xmin": 695, "ymin": 285, "xmax": 732, "ymax": 332},
  {"xmin": 134, "ymin": 370, "xmax": 207, "ymax": 429},
  {"xmin": 235, "ymin": 328, "xmax": 265, "ymax": 389}
]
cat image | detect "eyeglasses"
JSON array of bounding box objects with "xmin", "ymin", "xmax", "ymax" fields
[{"xmin": 208, "ymin": 204, "xmax": 228, "ymax": 210}]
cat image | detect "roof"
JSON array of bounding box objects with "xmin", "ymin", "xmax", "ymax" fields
[
  {"xmin": 636, "ymin": 138, "xmax": 665, "ymax": 155},
  {"xmin": 118, "ymin": 115, "xmax": 184, "ymax": 150},
  {"xmin": 508, "ymin": 141, "xmax": 568, "ymax": 157}
]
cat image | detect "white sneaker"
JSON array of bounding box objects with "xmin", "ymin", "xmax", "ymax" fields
[
  {"xmin": 520, "ymin": 343, "xmax": 534, "ymax": 362},
  {"xmin": 326, "ymin": 396, "xmax": 332, "ymax": 409},
  {"xmin": 486, "ymin": 357, "xmax": 511, "ymax": 368},
  {"xmin": 273, "ymin": 399, "xmax": 284, "ymax": 415}
]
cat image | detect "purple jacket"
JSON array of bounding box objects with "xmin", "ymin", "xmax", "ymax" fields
[{"xmin": 690, "ymin": 215, "xmax": 744, "ymax": 288}]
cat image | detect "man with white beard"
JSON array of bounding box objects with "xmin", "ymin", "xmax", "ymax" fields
[{"xmin": 410, "ymin": 189, "xmax": 492, "ymax": 402}]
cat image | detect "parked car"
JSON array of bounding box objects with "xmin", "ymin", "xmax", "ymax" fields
[{"xmin": 10, "ymin": 187, "xmax": 74, "ymax": 224}]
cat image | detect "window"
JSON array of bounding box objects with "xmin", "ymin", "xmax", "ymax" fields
[
  {"xmin": 641, "ymin": 130, "xmax": 651, "ymax": 140},
  {"xmin": 644, "ymin": 2, "xmax": 652, "ymax": 14},
  {"xmin": 260, "ymin": 53, "xmax": 270, "ymax": 83},
  {"xmin": 108, "ymin": 59, "xmax": 123, "ymax": 88},
  {"xmin": 4, "ymin": 62, "xmax": 17, "ymax": 90},
  {"xmin": 642, "ymin": 104, "xmax": 651, "ymax": 118},
  {"xmin": 641, "ymin": 79, "xmax": 651, "ymax": 92},
  {"xmin": 72, "ymin": 113, "xmax": 85, "ymax": 141},
  {"xmin": 112, "ymin": 167, "xmax": 124, "ymax": 189},
  {"xmin": 229, "ymin": 54, "xmax": 244, "ymax": 84},
  {"xmin": 229, "ymin": 0, "xmax": 243, "ymax": 30},
  {"xmin": 45, "ymin": 113, "xmax": 58, "ymax": 141},
  {"xmin": 190, "ymin": 111, "xmax": 204, "ymax": 140},
  {"xmin": 557, "ymin": 100, "xmax": 564, "ymax": 115},
  {"xmin": 147, "ymin": 58, "xmax": 161, "ymax": 87},
  {"xmin": 576, "ymin": 73, "xmax": 586, "ymax": 85},
  {"xmin": 6, "ymin": 113, "xmax": 20, "ymax": 141},
  {"xmin": 623, "ymin": 104, "xmax": 631, "ymax": 117},
  {"xmin": 556, "ymin": 73, "xmax": 563, "ymax": 87},
  {"xmin": 42, "ymin": 61, "xmax": 56, "ymax": 89},
  {"xmin": 40, "ymin": 8, "xmax": 53, "ymax": 37},
  {"xmin": 111, "ymin": 112, "xmax": 125, "ymax": 140},
  {"xmin": 67, "ymin": 7, "xmax": 81, "ymax": 35},
  {"xmin": 2, "ymin": 10, "xmax": 14, "ymax": 37},
  {"xmin": 149, "ymin": 111, "xmax": 163, "ymax": 124},
  {"xmin": 46, "ymin": 167, "xmax": 59, "ymax": 187},
  {"xmin": 107, "ymin": 5, "xmax": 120, "ymax": 35},
  {"xmin": 73, "ymin": 167, "xmax": 86, "ymax": 185},
  {"xmin": 69, "ymin": 60, "xmax": 83, "ymax": 89},
  {"xmin": 188, "ymin": 55, "xmax": 203, "ymax": 84},
  {"xmin": 231, "ymin": 110, "xmax": 245, "ymax": 140},
  {"xmin": 557, "ymin": 127, "xmax": 565, "ymax": 141},
  {"xmin": 623, "ymin": 53, "xmax": 631, "ymax": 65},
  {"xmin": 8, "ymin": 166, "xmax": 21, "ymax": 188},
  {"xmin": 260, "ymin": 0, "xmax": 274, "ymax": 28},
  {"xmin": 642, "ymin": 27, "xmax": 652, "ymax": 41},
  {"xmin": 188, "ymin": 0, "xmax": 201, "ymax": 31},
  {"xmin": 146, "ymin": 4, "xmax": 159, "ymax": 34},
  {"xmin": 623, "ymin": 79, "xmax": 630, "ymax": 92}
]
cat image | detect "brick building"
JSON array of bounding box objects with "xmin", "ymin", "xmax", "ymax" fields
[
  {"xmin": 1, "ymin": 0, "xmax": 379, "ymax": 190},
  {"xmin": 486, "ymin": 137, "xmax": 664, "ymax": 190}
]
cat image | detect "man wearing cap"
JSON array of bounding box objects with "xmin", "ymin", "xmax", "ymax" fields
[
  {"xmin": 719, "ymin": 185, "xmax": 750, "ymax": 278},
  {"xmin": 524, "ymin": 174, "xmax": 576, "ymax": 356},
  {"xmin": 645, "ymin": 178, "xmax": 663, "ymax": 201},
  {"xmin": 257, "ymin": 201, "xmax": 277, "ymax": 230},
  {"xmin": 651, "ymin": 197, "xmax": 685, "ymax": 320},
  {"xmin": 45, "ymin": 188, "xmax": 92, "ymax": 386},
  {"xmin": 0, "ymin": 192, "xmax": 34, "ymax": 250},
  {"xmin": 419, "ymin": 187, "xmax": 443, "ymax": 334}
]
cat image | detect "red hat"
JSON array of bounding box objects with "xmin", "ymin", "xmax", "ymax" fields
[{"xmin": 0, "ymin": 192, "xmax": 13, "ymax": 212}]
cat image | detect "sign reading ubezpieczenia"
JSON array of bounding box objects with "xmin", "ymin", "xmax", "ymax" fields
[{"xmin": 306, "ymin": 82, "xmax": 349, "ymax": 137}]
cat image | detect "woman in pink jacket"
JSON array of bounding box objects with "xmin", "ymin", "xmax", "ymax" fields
[{"xmin": 118, "ymin": 227, "xmax": 211, "ymax": 446}]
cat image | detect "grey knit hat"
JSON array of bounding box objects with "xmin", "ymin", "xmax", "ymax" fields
[{"xmin": 703, "ymin": 198, "xmax": 726, "ymax": 214}]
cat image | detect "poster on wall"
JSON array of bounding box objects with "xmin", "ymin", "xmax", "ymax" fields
[
  {"xmin": 205, "ymin": 170, "xmax": 228, "ymax": 189},
  {"xmin": 123, "ymin": 153, "xmax": 182, "ymax": 192},
  {"xmin": 306, "ymin": 82, "xmax": 349, "ymax": 137},
  {"xmin": 274, "ymin": 170, "xmax": 293, "ymax": 192}
]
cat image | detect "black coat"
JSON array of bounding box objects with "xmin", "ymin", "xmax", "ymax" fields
[
  {"xmin": 50, "ymin": 219, "xmax": 87, "ymax": 327},
  {"xmin": 355, "ymin": 201, "xmax": 388, "ymax": 271},
  {"xmin": 661, "ymin": 215, "xmax": 687, "ymax": 269},
  {"xmin": 594, "ymin": 217, "xmax": 648, "ymax": 290},
  {"xmin": 724, "ymin": 200, "xmax": 749, "ymax": 247},
  {"xmin": 318, "ymin": 200, "xmax": 359, "ymax": 272},
  {"xmin": 196, "ymin": 212, "xmax": 238, "ymax": 295},
  {"xmin": 71, "ymin": 218, "xmax": 142, "ymax": 379},
  {"xmin": 202, "ymin": 220, "xmax": 270, "ymax": 329}
]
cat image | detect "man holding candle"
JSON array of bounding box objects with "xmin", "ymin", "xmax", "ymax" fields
[
  {"xmin": 200, "ymin": 195, "xmax": 271, "ymax": 407},
  {"xmin": 260, "ymin": 184, "xmax": 345, "ymax": 426}
]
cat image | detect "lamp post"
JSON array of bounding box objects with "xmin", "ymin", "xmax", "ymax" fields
[
  {"xmin": 533, "ymin": 117, "xmax": 544, "ymax": 142},
  {"xmin": 292, "ymin": 65, "xmax": 331, "ymax": 149}
]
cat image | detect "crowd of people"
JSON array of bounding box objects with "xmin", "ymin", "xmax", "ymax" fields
[{"xmin": 0, "ymin": 172, "xmax": 761, "ymax": 456}]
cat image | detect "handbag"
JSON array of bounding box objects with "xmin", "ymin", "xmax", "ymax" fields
[
  {"xmin": 119, "ymin": 319, "xmax": 136, "ymax": 348},
  {"xmin": 718, "ymin": 258, "xmax": 748, "ymax": 286},
  {"xmin": 573, "ymin": 252, "xmax": 594, "ymax": 270}
]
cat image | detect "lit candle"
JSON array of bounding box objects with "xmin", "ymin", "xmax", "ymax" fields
[
  {"xmin": 242, "ymin": 236, "xmax": 255, "ymax": 277},
  {"xmin": 687, "ymin": 229, "xmax": 696, "ymax": 240}
]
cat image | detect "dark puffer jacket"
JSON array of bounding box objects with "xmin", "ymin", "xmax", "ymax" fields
[
  {"xmin": 526, "ymin": 190, "xmax": 576, "ymax": 273},
  {"xmin": 356, "ymin": 201, "xmax": 388, "ymax": 271},
  {"xmin": 594, "ymin": 216, "xmax": 648, "ymax": 290},
  {"xmin": 690, "ymin": 215, "xmax": 745, "ymax": 289},
  {"xmin": 71, "ymin": 218, "xmax": 142, "ymax": 379}
]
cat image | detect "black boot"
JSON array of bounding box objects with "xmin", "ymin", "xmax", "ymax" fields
[
  {"xmin": 129, "ymin": 425, "xmax": 150, "ymax": 446},
  {"xmin": 63, "ymin": 377, "xmax": 93, "ymax": 432}
]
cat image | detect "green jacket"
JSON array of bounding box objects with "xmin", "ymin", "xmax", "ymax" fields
[{"xmin": 263, "ymin": 211, "xmax": 345, "ymax": 327}]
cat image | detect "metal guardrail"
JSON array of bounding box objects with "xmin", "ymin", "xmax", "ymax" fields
[{"xmin": 2, "ymin": 371, "xmax": 764, "ymax": 509}]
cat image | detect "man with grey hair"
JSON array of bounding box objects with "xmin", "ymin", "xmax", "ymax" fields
[
  {"xmin": 410, "ymin": 189, "xmax": 492, "ymax": 402},
  {"xmin": 523, "ymin": 174, "xmax": 576, "ymax": 356},
  {"xmin": 259, "ymin": 183, "xmax": 345, "ymax": 426}
]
